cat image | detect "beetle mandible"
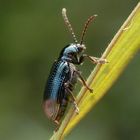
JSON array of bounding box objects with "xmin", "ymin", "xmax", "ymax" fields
[{"xmin": 43, "ymin": 8, "xmax": 107, "ymax": 127}]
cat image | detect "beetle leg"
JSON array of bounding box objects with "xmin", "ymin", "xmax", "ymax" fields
[
  {"xmin": 54, "ymin": 119, "xmax": 61, "ymax": 132},
  {"xmin": 54, "ymin": 120, "xmax": 60, "ymax": 132},
  {"xmin": 73, "ymin": 101, "xmax": 79, "ymax": 114},
  {"xmin": 54, "ymin": 98, "xmax": 68, "ymax": 132},
  {"xmin": 64, "ymin": 83, "xmax": 79, "ymax": 114},
  {"xmin": 66, "ymin": 91, "xmax": 79, "ymax": 113},
  {"xmin": 74, "ymin": 70, "xmax": 93, "ymax": 93},
  {"xmin": 83, "ymin": 54, "xmax": 108, "ymax": 64}
]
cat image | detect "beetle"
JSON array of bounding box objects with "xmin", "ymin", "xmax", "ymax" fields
[{"xmin": 43, "ymin": 8, "xmax": 107, "ymax": 128}]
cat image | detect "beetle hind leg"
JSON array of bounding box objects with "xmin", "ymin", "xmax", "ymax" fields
[
  {"xmin": 64, "ymin": 84, "xmax": 79, "ymax": 114},
  {"xmin": 54, "ymin": 99, "xmax": 68, "ymax": 123},
  {"xmin": 53, "ymin": 99, "xmax": 68, "ymax": 132}
]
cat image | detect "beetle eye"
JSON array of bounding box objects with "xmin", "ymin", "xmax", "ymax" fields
[
  {"xmin": 77, "ymin": 47, "xmax": 82, "ymax": 52},
  {"xmin": 78, "ymin": 46, "xmax": 86, "ymax": 52},
  {"xmin": 68, "ymin": 52, "xmax": 75, "ymax": 55}
]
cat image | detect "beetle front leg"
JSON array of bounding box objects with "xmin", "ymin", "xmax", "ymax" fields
[
  {"xmin": 83, "ymin": 54, "xmax": 108, "ymax": 64},
  {"xmin": 74, "ymin": 70, "xmax": 93, "ymax": 93},
  {"xmin": 64, "ymin": 83, "xmax": 79, "ymax": 114}
]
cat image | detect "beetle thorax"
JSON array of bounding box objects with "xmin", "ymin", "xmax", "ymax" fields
[{"xmin": 60, "ymin": 43, "xmax": 86, "ymax": 63}]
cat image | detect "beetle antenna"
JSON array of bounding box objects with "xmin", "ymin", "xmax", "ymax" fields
[
  {"xmin": 80, "ymin": 15, "xmax": 97, "ymax": 45},
  {"xmin": 62, "ymin": 8, "xmax": 78, "ymax": 43}
]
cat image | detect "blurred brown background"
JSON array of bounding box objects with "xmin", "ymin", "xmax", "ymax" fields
[{"xmin": 0, "ymin": 0, "xmax": 140, "ymax": 140}]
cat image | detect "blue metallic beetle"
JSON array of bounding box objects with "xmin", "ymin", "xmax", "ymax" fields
[{"xmin": 43, "ymin": 8, "xmax": 107, "ymax": 127}]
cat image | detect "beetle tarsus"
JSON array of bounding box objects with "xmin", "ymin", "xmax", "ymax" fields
[
  {"xmin": 54, "ymin": 125, "xmax": 59, "ymax": 132},
  {"xmin": 89, "ymin": 88, "xmax": 93, "ymax": 93},
  {"xmin": 53, "ymin": 119, "xmax": 60, "ymax": 132},
  {"xmin": 54, "ymin": 120, "xmax": 60, "ymax": 125},
  {"xmin": 74, "ymin": 101, "xmax": 79, "ymax": 114},
  {"xmin": 92, "ymin": 57, "xmax": 108, "ymax": 64}
]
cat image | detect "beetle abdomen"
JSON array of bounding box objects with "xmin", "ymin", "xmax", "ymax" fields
[{"xmin": 43, "ymin": 99, "xmax": 60, "ymax": 121}]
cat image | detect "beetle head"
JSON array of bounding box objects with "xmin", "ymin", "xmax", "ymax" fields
[{"xmin": 60, "ymin": 43, "xmax": 86, "ymax": 63}]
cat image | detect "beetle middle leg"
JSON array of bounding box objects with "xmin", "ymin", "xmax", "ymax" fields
[
  {"xmin": 74, "ymin": 70, "xmax": 93, "ymax": 93},
  {"xmin": 64, "ymin": 83, "xmax": 79, "ymax": 114}
]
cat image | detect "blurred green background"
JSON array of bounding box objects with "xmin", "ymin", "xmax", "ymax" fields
[{"xmin": 0, "ymin": 0, "xmax": 140, "ymax": 140}]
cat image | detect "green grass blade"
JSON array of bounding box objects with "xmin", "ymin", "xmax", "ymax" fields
[{"xmin": 50, "ymin": 2, "xmax": 140, "ymax": 140}]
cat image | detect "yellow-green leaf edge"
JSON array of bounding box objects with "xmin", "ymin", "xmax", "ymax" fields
[{"xmin": 50, "ymin": 2, "xmax": 140, "ymax": 140}]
